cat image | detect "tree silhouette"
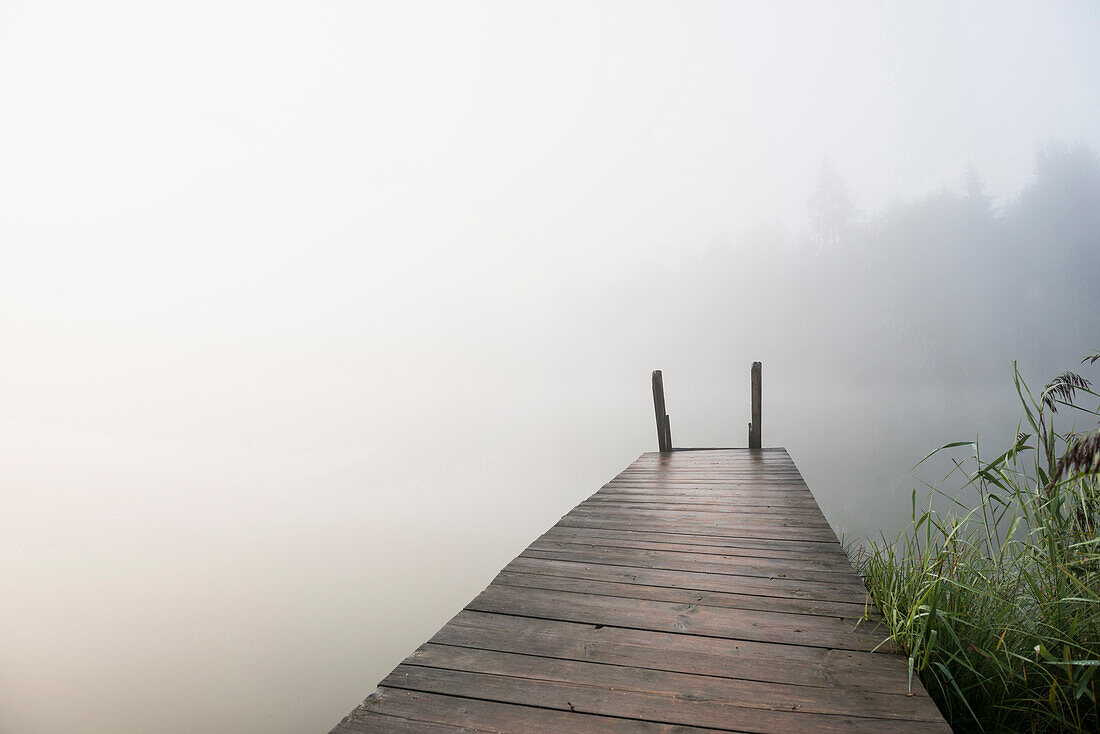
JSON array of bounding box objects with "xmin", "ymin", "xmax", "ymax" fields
[
  {"xmin": 806, "ymin": 158, "xmax": 859, "ymax": 251},
  {"xmin": 963, "ymin": 161, "xmax": 993, "ymax": 219}
]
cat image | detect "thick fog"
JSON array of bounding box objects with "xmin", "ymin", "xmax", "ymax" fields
[{"xmin": 2, "ymin": 2, "xmax": 1099, "ymax": 733}]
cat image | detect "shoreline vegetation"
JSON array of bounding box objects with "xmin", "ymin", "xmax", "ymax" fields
[{"xmin": 855, "ymin": 354, "xmax": 1100, "ymax": 733}]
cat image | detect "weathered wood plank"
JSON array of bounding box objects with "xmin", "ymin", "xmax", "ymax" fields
[
  {"xmin": 332, "ymin": 713, "xmax": 478, "ymax": 732},
  {"xmin": 437, "ymin": 611, "xmax": 912, "ymax": 692},
  {"xmin": 522, "ymin": 543, "xmax": 858, "ymax": 577},
  {"xmin": 492, "ymin": 570, "xmax": 873, "ymax": 618},
  {"xmin": 533, "ymin": 532, "xmax": 851, "ymax": 563},
  {"xmin": 557, "ymin": 515, "xmax": 842, "ymax": 542},
  {"xmin": 565, "ymin": 510, "xmax": 829, "ymax": 527},
  {"xmin": 465, "ymin": 585, "xmax": 894, "ymax": 653},
  {"xmin": 587, "ymin": 492, "xmax": 823, "ymax": 506},
  {"xmin": 347, "ymin": 687, "xmax": 722, "ymax": 733},
  {"xmin": 539, "ymin": 525, "xmax": 844, "ymax": 555},
  {"xmin": 503, "ymin": 556, "xmax": 872, "ymax": 604}
]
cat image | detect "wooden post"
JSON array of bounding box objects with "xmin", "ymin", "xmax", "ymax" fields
[
  {"xmin": 749, "ymin": 361, "xmax": 762, "ymax": 449},
  {"xmin": 652, "ymin": 370, "xmax": 671, "ymax": 452}
]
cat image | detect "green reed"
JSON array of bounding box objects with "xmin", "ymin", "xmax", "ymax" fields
[{"xmin": 855, "ymin": 358, "xmax": 1100, "ymax": 733}]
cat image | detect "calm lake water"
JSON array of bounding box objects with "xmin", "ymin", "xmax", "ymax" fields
[{"xmin": 1, "ymin": 355, "xmax": 1041, "ymax": 733}]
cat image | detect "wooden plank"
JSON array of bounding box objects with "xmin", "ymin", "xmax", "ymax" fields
[
  {"xmin": 346, "ymin": 687, "xmax": 721, "ymax": 733},
  {"xmin": 557, "ymin": 514, "xmax": 842, "ymax": 542},
  {"xmin": 571, "ymin": 506, "xmax": 821, "ymax": 520},
  {"xmin": 585, "ymin": 499, "xmax": 822, "ymax": 513},
  {"xmin": 332, "ymin": 448, "xmax": 948, "ymax": 733},
  {"xmin": 539, "ymin": 525, "xmax": 847, "ymax": 556},
  {"xmin": 587, "ymin": 491, "xmax": 823, "ymax": 505},
  {"xmin": 604, "ymin": 484, "xmax": 808, "ymax": 490},
  {"xmin": 611, "ymin": 474, "xmax": 805, "ymax": 480},
  {"xmin": 535, "ymin": 530, "xmax": 850, "ymax": 562},
  {"xmin": 332, "ymin": 714, "xmax": 477, "ymax": 732},
  {"xmin": 465, "ymin": 584, "xmax": 894, "ymax": 653},
  {"xmin": 582, "ymin": 495, "xmax": 828, "ymax": 513},
  {"xmin": 594, "ymin": 490, "xmax": 820, "ymax": 503},
  {"xmin": 438, "ymin": 611, "xmax": 910, "ymax": 691},
  {"xmin": 581, "ymin": 503, "xmax": 828, "ymax": 520},
  {"xmin": 525, "ymin": 539, "xmax": 854, "ymax": 573},
  {"xmin": 604, "ymin": 479, "xmax": 804, "ymax": 485},
  {"xmin": 618, "ymin": 463, "xmax": 799, "ymax": 468},
  {"xmin": 492, "ymin": 569, "xmax": 873, "ymax": 618},
  {"xmin": 613, "ymin": 470, "xmax": 800, "ymax": 475},
  {"xmin": 603, "ymin": 481, "xmax": 809, "ymax": 488},
  {"xmin": 521, "ymin": 543, "xmax": 858, "ymax": 577},
  {"xmin": 616, "ymin": 468, "xmax": 799, "ymax": 476},
  {"xmin": 568, "ymin": 506, "xmax": 833, "ymax": 528},
  {"xmin": 503, "ymin": 556, "xmax": 872, "ymax": 605},
  {"xmin": 621, "ymin": 465, "xmax": 795, "ymax": 470}
]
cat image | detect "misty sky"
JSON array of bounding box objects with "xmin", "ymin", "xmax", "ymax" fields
[{"xmin": 2, "ymin": 2, "xmax": 1099, "ymax": 733}]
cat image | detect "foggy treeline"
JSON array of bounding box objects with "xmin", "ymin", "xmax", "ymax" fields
[
  {"xmin": 663, "ymin": 141, "xmax": 1100, "ymax": 387},
  {"xmin": 790, "ymin": 140, "xmax": 1099, "ymax": 384},
  {"xmin": 561, "ymin": 142, "xmax": 1099, "ymax": 399}
]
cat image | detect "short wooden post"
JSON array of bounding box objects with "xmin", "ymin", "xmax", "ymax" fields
[
  {"xmin": 749, "ymin": 361, "xmax": 762, "ymax": 449},
  {"xmin": 652, "ymin": 370, "xmax": 672, "ymax": 452}
]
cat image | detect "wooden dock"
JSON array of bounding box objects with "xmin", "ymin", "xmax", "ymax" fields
[{"xmin": 331, "ymin": 447, "xmax": 951, "ymax": 733}]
